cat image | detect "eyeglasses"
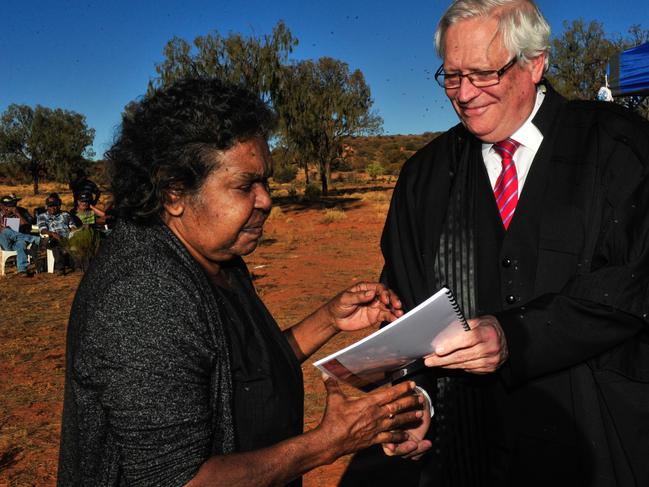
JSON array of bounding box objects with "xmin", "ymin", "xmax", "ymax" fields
[{"xmin": 434, "ymin": 57, "xmax": 518, "ymax": 89}]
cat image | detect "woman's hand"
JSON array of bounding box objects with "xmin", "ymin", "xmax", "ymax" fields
[
  {"xmin": 188, "ymin": 379, "xmax": 428, "ymax": 486},
  {"xmin": 326, "ymin": 282, "xmax": 404, "ymax": 332},
  {"xmin": 285, "ymin": 283, "xmax": 404, "ymax": 363},
  {"xmin": 315, "ymin": 378, "xmax": 426, "ymax": 460},
  {"xmin": 382, "ymin": 389, "xmax": 433, "ymax": 460}
]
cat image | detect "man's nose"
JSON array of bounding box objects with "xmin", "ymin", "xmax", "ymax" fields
[{"xmin": 456, "ymin": 76, "xmax": 481, "ymax": 103}]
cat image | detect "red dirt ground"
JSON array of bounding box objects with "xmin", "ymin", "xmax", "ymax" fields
[{"xmin": 0, "ymin": 182, "xmax": 394, "ymax": 486}]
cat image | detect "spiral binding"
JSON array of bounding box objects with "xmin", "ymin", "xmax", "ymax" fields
[{"xmin": 445, "ymin": 288, "xmax": 470, "ymax": 331}]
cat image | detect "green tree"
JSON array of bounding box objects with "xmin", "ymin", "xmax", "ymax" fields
[
  {"xmin": 275, "ymin": 57, "xmax": 383, "ymax": 195},
  {"xmin": 152, "ymin": 23, "xmax": 383, "ymax": 193},
  {"xmin": 547, "ymin": 20, "xmax": 649, "ymax": 117},
  {"xmin": 0, "ymin": 104, "xmax": 95, "ymax": 194},
  {"xmin": 152, "ymin": 20, "xmax": 297, "ymax": 104}
]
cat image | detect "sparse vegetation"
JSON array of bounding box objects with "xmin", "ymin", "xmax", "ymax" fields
[
  {"xmin": 343, "ymin": 132, "xmax": 440, "ymax": 175},
  {"xmin": 272, "ymin": 164, "xmax": 298, "ymax": 184},
  {"xmin": 321, "ymin": 207, "xmax": 346, "ymax": 224},
  {"xmin": 365, "ymin": 162, "xmax": 384, "ymax": 179},
  {"xmin": 268, "ymin": 206, "xmax": 284, "ymax": 221},
  {"xmin": 303, "ymin": 182, "xmax": 322, "ymax": 202}
]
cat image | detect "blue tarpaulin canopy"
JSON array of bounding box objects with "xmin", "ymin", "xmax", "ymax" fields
[{"xmin": 608, "ymin": 42, "xmax": 649, "ymax": 97}]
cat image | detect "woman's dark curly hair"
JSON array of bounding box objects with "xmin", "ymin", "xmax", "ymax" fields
[{"xmin": 107, "ymin": 78, "xmax": 276, "ymax": 224}]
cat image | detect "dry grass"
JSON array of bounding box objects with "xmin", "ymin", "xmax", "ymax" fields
[
  {"xmin": 361, "ymin": 190, "xmax": 392, "ymax": 203},
  {"xmin": 320, "ymin": 207, "xmax": 346, "ymax": 224},
  {"xmin": 267, "ymin": 206, "xmax": 285, "ymax": 221},
  {"xmin": 2, "ymin": 183, "xmax": 74, "ymax": 210}
]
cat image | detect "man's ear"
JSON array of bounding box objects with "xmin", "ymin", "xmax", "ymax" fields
[
  {"xmin": 529, "ymin": 53, "xmax": 546, "ymax": 84},
  {"xmin": 162, "ymin": 190, "xmax": 185, "ymax": 217}
]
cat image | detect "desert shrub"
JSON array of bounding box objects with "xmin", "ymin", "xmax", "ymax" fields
[
  {"xmin": 362, "ymin": 191, "xmax": 391, "ymax": 203},
  {"xmin": 333, "ymin": 157, "xmax": 353, "ymax": 172},
  {"xmin": 384, "ymin": 162, "xmax": 404, "ymax": 176},
  {"xmin": 383, "ymin": 147, "xmax": 405, "ymax": 165},
  {"xmin": 321, "ymin": 207, "xmax": 346, "ymax": 224},
  {"xmin": 288, "ymin": 184, "xmax": 298, "ymax": 198},
  {"xmin": 267, "ymin": 206, "xmax": 284, "ymax": 221},
  {"xmin": 366, "ymin": 162, "xmax": 384, "ymax": 179},
  {"xmin": 273, "ymin": 164, "xmax": 297, "ymax": 183},
  {"xmin": 404, "ymin": 140, "xmax": 420, "ymax": 151},
  {"xmin": 340, "ymin": 172, "xmax": 362, "ymax": 185},
  {"xmin": 303, "ymin": 182, "xmax": 322, "ymax": 202}
]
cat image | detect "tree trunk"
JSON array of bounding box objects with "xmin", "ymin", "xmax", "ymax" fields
[
  {"xmin": 32, "ymin": 167, "xmax": 40, "ymax": 195},
  {"xmin": 325, "ymin": 160, "xmax": 331, "ymax": 191},
  {"xmin": 319, "ymin": 162, "xmax": 329, "ymax": 196}
]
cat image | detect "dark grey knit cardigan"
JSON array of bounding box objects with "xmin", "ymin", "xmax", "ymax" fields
[{"xmin": 58, "ymin": 220, "xmax": 235, "ymax": 486}]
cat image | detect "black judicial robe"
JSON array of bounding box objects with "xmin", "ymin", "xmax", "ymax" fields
[{"xmin": 380, "ymin": 84, "xmax": 649, "ymax": 486}]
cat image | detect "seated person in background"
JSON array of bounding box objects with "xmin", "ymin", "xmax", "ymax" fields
[
  {"xmin": 70, "ymin": 192, "xmax": 106, "ymax": 228},
  {"xmin": 37, "ymin": 193, "xmax": 78, "ymax": 275},
  {"xmin": 69, "ymin": 169, "xmax": 101, "ymax": 210},
  {"xmin": 1, "ymin": 193, "xmax": 35, "ymax": 233},
  {"xmin": 69, "ymin": 192, "xmax": 106, "ymax": 270},
  {"xmin": 0, "ymin": 194, "xmax": 40, "ymax": 277}
]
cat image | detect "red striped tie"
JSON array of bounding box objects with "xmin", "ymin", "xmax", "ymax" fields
[{"xmin": 493, "ymin": 138, "xmax": 521, "ymax": 230}]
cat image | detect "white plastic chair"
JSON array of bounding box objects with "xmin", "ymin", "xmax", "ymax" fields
[
  {"xmin": 0, "ymin": 249, "xmax": 18, "ymax": 276},
  {"xmin": 0, "ymin": 246, "xmax": 36, "ymax": 276},
  {"xmin": 47, "ymin": 249, "xmax": 55, "ymax": 273}
]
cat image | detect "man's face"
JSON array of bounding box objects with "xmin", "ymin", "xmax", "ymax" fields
[
  {"xmin": 442, "ymin": 16, "xmax": 545, "ymax": 143},
  {"xmin": 47, "ymin": 203, "xmax": 60, "ymax": 215}
]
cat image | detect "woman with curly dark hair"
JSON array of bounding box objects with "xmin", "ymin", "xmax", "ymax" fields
[{"xmin": 57, "ymin": 78, "xmax": 429, "ymax": 486}]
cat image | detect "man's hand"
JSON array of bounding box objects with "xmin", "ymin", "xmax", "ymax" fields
[{"xmin": 423, "ymin": 315, "xmax": 508, "ymax": 374}]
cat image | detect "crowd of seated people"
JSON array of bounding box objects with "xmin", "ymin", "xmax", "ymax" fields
[{"xmin": 1, "ymin": 184, "xmax": 112, "ymax": 277}]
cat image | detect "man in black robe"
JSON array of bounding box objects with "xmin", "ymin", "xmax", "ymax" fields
[{"xmin": 379, "ymin": 1, "xmax": 649, "ymax": 486}]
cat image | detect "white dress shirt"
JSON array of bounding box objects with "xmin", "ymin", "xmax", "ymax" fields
[{"xmin": 481, "ymin": 86, "xmax": 546, "ymax": 193}]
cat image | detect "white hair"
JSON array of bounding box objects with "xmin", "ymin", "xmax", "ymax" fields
[{"xmin": 434, "ymin": 0, "xmax": 551, "ymax": 72}]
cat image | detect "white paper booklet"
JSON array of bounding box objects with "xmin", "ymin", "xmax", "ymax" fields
[
  {"xmin": 3, "ymin": 217, "xmax": 20, "ymax": 232},
  {"xmin": 314, "ymin": 287, "xmax": 469, "ymax": 391}
]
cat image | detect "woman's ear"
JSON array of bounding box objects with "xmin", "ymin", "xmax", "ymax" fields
[{"xmin": 162, "ymin": 190, "xmax": 185, "ymax": 217}]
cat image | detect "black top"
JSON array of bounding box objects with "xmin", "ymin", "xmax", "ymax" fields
[
  {"xmin": 217, "ymin": 262, "xmax": 304, "ymax": 474},
  {"xmin": 58, "ymin": 221, "xmax": 303, "ymax": 486}
]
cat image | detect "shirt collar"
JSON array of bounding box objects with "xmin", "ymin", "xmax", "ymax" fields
[{"xmin": 482, "ymin": 85, "xmax": 546, "ymax": 156}]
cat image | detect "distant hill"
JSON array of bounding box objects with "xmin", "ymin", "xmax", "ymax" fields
[{"xmin": 341, "ymin": 132, "xmax": 442, "ymax": 174}]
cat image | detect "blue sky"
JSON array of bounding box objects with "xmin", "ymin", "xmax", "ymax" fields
[{"xmin": 1, "ymin": 0, "xmax": 647, "ymax": 159}]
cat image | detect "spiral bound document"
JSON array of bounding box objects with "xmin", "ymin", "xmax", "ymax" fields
[{"xmin": 314, "ymin": 287, "xmax": 469, "ymax": 391}]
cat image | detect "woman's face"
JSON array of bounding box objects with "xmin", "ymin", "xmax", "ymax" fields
[
  {"xmin": 164, "ymin": 137, "xmax": 273, "ymax": 275},
  {"xmin": 78, "ymin": 201, "xmax": 89, "ymax": 211}
]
